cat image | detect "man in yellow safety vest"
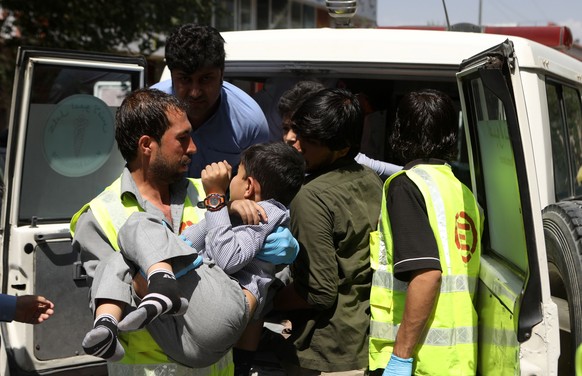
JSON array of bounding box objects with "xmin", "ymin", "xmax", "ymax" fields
[
  {"xmin": 369, "ymin": 89, "xmax": 482, "ymax": 376},
  {"xmin": 71, "ymin": 88, "xmax": 232, "ymax": 376}
]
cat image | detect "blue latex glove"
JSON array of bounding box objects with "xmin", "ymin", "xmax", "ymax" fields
[
  {"xmin": 256, "ymin": 226, "xmax": 299, "ymax": 264},
  {"xmin": 383, "ymin": 353, "xmax": 413, "ymax": 376}
]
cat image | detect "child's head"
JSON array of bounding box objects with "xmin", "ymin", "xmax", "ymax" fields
[{"xmin": 229, "ymin": 142, "xmax": 305, "ymax": 206}]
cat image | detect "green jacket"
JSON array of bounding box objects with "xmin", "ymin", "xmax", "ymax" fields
[{"xmin": 285, "ymin": 158, "xmax": 383, "ymax": 372}]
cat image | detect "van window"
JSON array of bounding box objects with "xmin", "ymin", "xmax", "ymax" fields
[
  {"xmin": 564, "ymin": 86, "xmax": 582, "ymax": 197},
  {"xmin": 17, "ymin": 64, "xmax": 141, "ymax": 224},
  {"xmin": 468, "ymin": 77, "xmax": 528, "ymax": 271},
  {"xmin": 226, "ymin": 75, "xmax": 467, "ymax": 181},
  {"xmin": 547, "ymin": 81, "xmax": 582, "ymax": 200}
]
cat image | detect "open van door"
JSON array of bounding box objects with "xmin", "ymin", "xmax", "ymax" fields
[
  {"xmin": 456, "ymin": 40, "xmax": 561, "ymax": 375},
  {"xmin": 0, "ymin": 47, "xmax": 145, "ymax": 375}
]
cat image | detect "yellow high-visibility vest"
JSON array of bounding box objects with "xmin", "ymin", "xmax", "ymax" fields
[
  {"xmin": 369, "ymin": 164, "xmax": 482, "ymax": 375},
  {"xmin": 70, "ymin": 176, "xmax": 232, "ymax": 373}
]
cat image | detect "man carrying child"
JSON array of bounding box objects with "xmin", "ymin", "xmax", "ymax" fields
[{"xmin": 71, "ymin": 88, "xmax": 304, "ymax": 374}]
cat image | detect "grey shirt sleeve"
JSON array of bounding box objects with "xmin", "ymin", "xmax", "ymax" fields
[{"xmin": 72, "ymin": 210, "xmax": 134, "ymax": 312}]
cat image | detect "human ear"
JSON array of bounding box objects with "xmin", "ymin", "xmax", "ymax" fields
[
  {"xmin": 138, "ymin": 135, "xmax": 153, "ymax": 156},
  {"xmin": 244, "ymin": 176, "xmax": 260, "ymax": 200},
  {"xmin": 336, "ymin": 146, "xmax": 350, "ymax": 158}
]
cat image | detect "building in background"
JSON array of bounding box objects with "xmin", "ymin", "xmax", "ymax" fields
[
  {"xmin": 147, "ymin": 0, "xmax": 377, "ymax": 81},
  {"xmin": 211, "ymin": 0, "xmax": 376, "ymax": 31}
]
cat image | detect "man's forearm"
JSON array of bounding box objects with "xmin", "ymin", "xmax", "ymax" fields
[{"xmin": 392, "ymin": 269, "xmax": 441, "ymax": 358}]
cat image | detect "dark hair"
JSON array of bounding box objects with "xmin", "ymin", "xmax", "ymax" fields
[
  {"xmin": 240, "ymin": 142, "xmax": 305, "ymax": 206},
  {"xmin": 291, "ymin": 88, "xmax": 363, "ymax": 159},
  {"xmin": 390, "ymin": 89, "xmax": 458, "ymax": 164},
  {"xmin": 277, "ymin": 80, "xmax": 325, "ymax": 117},
  {"xmin": 115, "ymin": 88, "xmax": 187, "ymax": 162},
  {"xmin": 165, "ymin": 24, "xmax": 225, "ymax": 74}
]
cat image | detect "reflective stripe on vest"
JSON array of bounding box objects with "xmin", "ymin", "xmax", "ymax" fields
[
  {"xmin": 70, "ymin": 176, "xmax": 208, "ymax": 366},
  {"xmin": 369, "ymin": 164, "xmax": 481, "ymax": 375},
  {"xmin": 370, "ymin": 320, "xmax": 477, "ymax": 345},
  {"xmin": 372, "ymin": 269, "xmax": 478, "ymax": 294}
]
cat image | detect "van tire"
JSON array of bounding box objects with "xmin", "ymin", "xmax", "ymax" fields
[{"xmin": 542, "ymin": 201, "xmax": 582, "ymax": 374}]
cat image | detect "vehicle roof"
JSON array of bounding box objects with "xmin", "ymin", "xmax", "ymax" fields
[
  {"xmin": 159, "ymin": 28, "xmax": 582, "ymax": 83},
  {"xmin": 221, "ymin": 27, "xmax": 582, "ymax": 73}
]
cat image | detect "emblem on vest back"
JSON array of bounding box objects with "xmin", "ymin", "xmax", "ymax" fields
[{"xmin": 454, "ymin": 211, "xmax": 478, "ymax": 263}]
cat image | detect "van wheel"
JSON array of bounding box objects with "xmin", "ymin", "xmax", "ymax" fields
[{"xmin": 542, "ymin": 201, "xmax": 582, "ymax": 375}]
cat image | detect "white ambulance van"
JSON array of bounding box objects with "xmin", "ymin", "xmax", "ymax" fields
[
  {"xmin": 169, "ymin": 27, "xmax": 582, "ymax": 375},
  {"xmin": 2, "ymin": 24, "xmax": 582, "ymax": 375}
]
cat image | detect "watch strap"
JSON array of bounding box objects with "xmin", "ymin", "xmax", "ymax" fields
[{"xmin": 201, "ymin": 193, "xmax": 226, "ymax": 211}]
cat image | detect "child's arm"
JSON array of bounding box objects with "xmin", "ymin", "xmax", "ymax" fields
[
  {"xmin": 188, "ymin": 161, "xmax": 273, "ymax": 273},
  {"xmin": 205, "ymin": 200, "xmax": 287, "ymax": 273}
]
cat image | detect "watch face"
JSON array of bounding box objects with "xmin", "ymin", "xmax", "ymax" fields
[
  {"xmin": 205, "ymin": 194, "xmax": 225, "ymax": 210},
  {"xmin": 208, "ymin": 196, "xmax": 221, "ymax": 206}
]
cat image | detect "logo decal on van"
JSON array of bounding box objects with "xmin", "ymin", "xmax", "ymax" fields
[{"xmin": 43, "ymin": 94, "xmax": 114, "ymax": 177}]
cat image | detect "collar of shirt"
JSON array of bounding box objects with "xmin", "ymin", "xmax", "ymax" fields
[
  {"xmin": 118, "ymin": 167, "xmax": 189, "ymax": 208},
  {"xmin": 403, "ymin": 158, "xmax": 449, "ymax": 170}
]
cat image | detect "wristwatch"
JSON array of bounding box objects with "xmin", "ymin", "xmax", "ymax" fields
[{"xmin": 201, "ymin": 193, "xmax": 226, "ymax": 212}]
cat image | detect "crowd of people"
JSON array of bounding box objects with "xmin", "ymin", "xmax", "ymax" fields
[{"xmin": 5, "ymin": 22, "xmax": 483, "ymax": 376}]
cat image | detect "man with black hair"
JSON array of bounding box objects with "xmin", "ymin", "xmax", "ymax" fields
[
  {"xmin": 272, "ymin": 88, "xmax": 383, "ymax": 375},
  {"xmin": 278, "ymin": 80, "xmax": 401, "ymax": 180},
  {"xmin": 368, "ymin": 89, "xmax": 482, "ymax": 376},
  {"xmin": 71, "ymin": 88, "xmax": 235, "ymax": 376},
  {"xmin": 74, "ymin": 90, "xmax": 305, "ymax": 368},
  {"xmin": 152, "ymin": 23, "xmax": 269, "ymax": 177},
  {"xmin": 111, "ymin": 142, "xmax": 305, "ymax": 370}
]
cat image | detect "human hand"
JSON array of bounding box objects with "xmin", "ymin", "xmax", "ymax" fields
[
  {"xmin": 228, "ymin": 199, "xmax": 267, "ymax": 225},
  {"xmin": 257, "ymin": 226, "xmax": 299, "ymax": 264},
  {"xmin": 382, "ymin": 354, "xmax": 413, "ymax": 376},
  {"xmin": 201, "ymin": 161, "xmax": 231, "ymax": 195},
  {"xmin": 14, "ymin": 295, "xmax": 54, "ymax": 324}
]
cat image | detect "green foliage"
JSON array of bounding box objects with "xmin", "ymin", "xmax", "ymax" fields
[
  {"xmin": 2, "ymin": 0, "xmax": 215, "ymax": 54},
  {"xmin": 0, "ymin": 0, "xmax": 217, "ymax": 127}
]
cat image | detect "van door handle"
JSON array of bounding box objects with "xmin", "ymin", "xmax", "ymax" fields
[{"xmin": 34, "ymin": 232, "xmax": 73, "ymax": 244}]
